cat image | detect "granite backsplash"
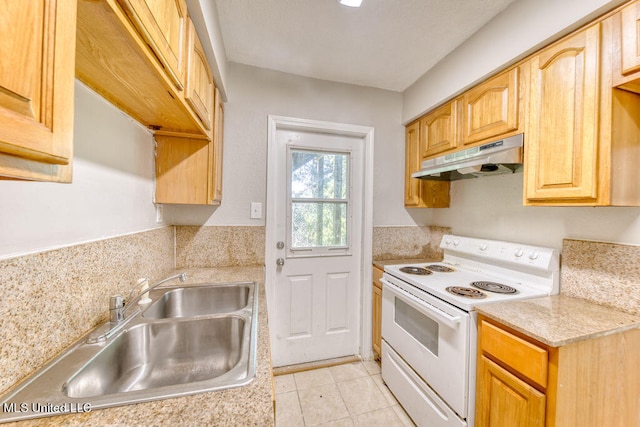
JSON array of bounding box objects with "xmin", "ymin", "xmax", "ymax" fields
[
  {"xmin": 561, "ymin": 239, "xmax": 640, "ymax": 316},
  {"xmin": 372, "ymin": 226, "xmax": 450, "ymax": 261}
]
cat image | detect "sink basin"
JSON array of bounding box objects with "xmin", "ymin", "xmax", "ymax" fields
[
  {"xmin": 143, "ymin": 284, "xmax": 250, "ymax": 319},
  {"xmin": 0, "ymin": 281, "xmax": 258, "ymax": 423},
  {"xmin": 64, "ymin": 316, "xmax": 245, "ymax": 398}
]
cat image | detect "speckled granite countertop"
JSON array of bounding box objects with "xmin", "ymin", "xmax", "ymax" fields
[
  {"xmin": 5, "ymin": 266, "xmax": 274, "ymax": 427},
  {"xmin": 476, "ymin": 294, "xmax": 640, "ymax": 348}
]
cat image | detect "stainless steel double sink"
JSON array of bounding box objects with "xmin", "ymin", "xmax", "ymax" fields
[{"xmin": 0, "ymin": 282, "xmax": 258, "ymax": 423}]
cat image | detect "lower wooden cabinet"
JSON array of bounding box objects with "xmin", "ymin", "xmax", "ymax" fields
[
  {"xmin": 476, "ymin": 315, "xmax": 640, "ymax": 427},
  {"xmin": 372, "ymin": 266, "xmax": 383, "ymax": 359},
  {"xmin": 476, "ymin": 355, "xmax": 546, "ymax": 427}
]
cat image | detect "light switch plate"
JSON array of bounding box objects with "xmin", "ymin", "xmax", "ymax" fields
[{"xmin": 250, "ymin": 202, "xmax": 262, "ymax": 219}]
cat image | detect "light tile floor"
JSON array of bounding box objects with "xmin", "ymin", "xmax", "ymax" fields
[{"xmin": 274, "ymin": 361, "xmax": 415, "ymax": 426}]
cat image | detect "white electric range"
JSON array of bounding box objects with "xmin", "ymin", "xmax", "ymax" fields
[{"xmin": 380, "ymin": 234, "xmax": 559, "ymax": 427}]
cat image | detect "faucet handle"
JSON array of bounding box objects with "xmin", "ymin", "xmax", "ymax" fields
[
  {"xmin": 110, "ymin": 294, "xmax": 124, "ymax": 309},
  {"xmin": 109, "ymin": 294, "xmax": 125, "ymax": 322}
]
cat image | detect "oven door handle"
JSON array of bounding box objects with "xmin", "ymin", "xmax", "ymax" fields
[{"xmin": 382, "ymin": 278, "xmax": 461, "ymax": 329}]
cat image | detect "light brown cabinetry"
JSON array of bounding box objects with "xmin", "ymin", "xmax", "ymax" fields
[
  {"xmin": 0, "ymin": 0, "xmax": 77, "ymax": 182},
  {"xmin": 210, "ymin": 87, "xmax": 225, "ymax": 203},
  {"xmin": 372, "ymin": 266, "xmax": 383, "ymax": 359},
  {"xmin": 525, "ymin": 18, "xmax": 640, "ymax": 206},
  {"xmin": 615, "ymin": 0, "xmax": 640, "ymax": 92},
  {"xmin": 524, "ymin": 25, "xmax": 601, "ymax": 204},
  {"xmin": 76, "ymin": 0, "xmax": 211, "ymax": 139},
  {"xmin": 476, "ymin": 316, "xmax": 640, "ymax": 427},
  {"xmin": 460, "ymin": 67, "xmax": 523, "ymax": 147},
  {"xmin": 118, "ymin": 0, "xmax": 188, "ymax": 90},
  {"xmin": 185, "ymin": 17, "xmax": 214, "ymax": 130},
  {"xmin": 78, "ymin": 0, "xmax": 224, "ymax": 204},
  {"xmin": 404, "ymin": 122, "xmax": 450, "ymax": 208},
  {"xmin": 420, "ymin": 100, "xmax": 458, "ymax": 158},
  {"xmin": 155, "ymin": 132, "xmax": 219, "ymax": 205}
]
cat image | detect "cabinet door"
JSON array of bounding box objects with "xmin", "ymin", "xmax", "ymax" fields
[
  {"xmin": 209, "ymin": 87, "xmax": 224, "ymax": 204},
  {"xmin": 119, "ymin": 0, "xmax": 188, "ymax": 90},
  {"xmin": 525, "ymin": 25, "xmax": 601, "ymax": 204},
  {"xmin": 476, "ymin": 355, "xmax": 546, "ymax": 427},
  {"xmin": 461, "ymin": 67, "xmax": 520, "ymax": 146},
  {"xmin": 420, "ymin": 100, "xmax": 458, "ymax": 158},
  {"xmin": 0, "ymin": 0, "xmax": 76, "ymax": 181},
  {"xmin": 185, "ymin": 18, "xmax": 214, "ymax": 131},
  {"xmin": 405, "ymin": 121, "xmax": 450, "ymax": 208},
  {"xmin": 155, "ymin": 134, "xmax": 210, "ymax": 204},
  {"xmin": 621, "ymin": 1, "xmax": 640, "ymax": 77},
  {"xmin": 404, "ymin": 122, "xmax": 422, "ymax": 207}
]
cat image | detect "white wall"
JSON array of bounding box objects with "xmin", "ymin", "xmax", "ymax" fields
[
  {"xmin": 430, "ymin": 174, "xmax": 640, "ymax": 248},
  {"xmin": 403, "ymin": 0, "xmax": 627, "ymax": 122},
  {"xmin": 0, "ymin": 81, "xmax": 163, "ymax": 259},
  {"xmin": 169, "ymin": 63, "xmax": 421, "ymax": 227}
]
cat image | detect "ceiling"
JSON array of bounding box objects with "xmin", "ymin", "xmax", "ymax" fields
[{"xmin": 213, "ymin": 0, "xmax": 519, "ymax": 92}]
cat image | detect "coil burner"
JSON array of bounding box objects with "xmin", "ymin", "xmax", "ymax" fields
[
  {"xmin": 446, "ymin": 286, "xmax": 486, "ymax": 299},
  {"xmin": 399, "ymin": 266, "xmax": 432, "ymax": 275},
  {"xmin": 471, "ymin": 281, "xmax": 517, "ymax": 294},
  {"xmin": 425, "ymin": 264, "xmax": 455, "ymax": 273}
]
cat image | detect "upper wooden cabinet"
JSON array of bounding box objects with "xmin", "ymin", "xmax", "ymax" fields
[
  {"xmin": 0, "ymin": 0, "xmax": 77, "ymax": 182},
  {"xmin": 185, "ymin": 17, "xmax": 215, "ymax": 131},
  {"xmin": 621, "ymin": 1, "xmax": 640, "ymax": 77},
  {"xmin": 420, "ymin": 100, "xmax": 458, "ymax": 158},
  {"xmin": 524, "ymin": 25, "xmax": 601, "ymax": 204},
  {"xmin": 404, "ymin": 121, "xmax": 450, "ymax": 208},
  {"xmin": 209, "ymin": 87, "xmax": 224, "ymax": 204},
  {"xmin": 155, "ymin": 87, "xmax": 222, "ymax": 205},
  {"xmin": 525, "ymin": 15, "xmax": 640, "ymax": 206},
  {"xmin": 76, "ymin": 0, "xmax": 211, "ymax": 139},
  {"xmin": 118, "ymin": 0, "xmax": 188, "ymax": 90},
  {"xmin": 613, "ymin": 0, "xmax": 640, "ymax": 92},
  {"xmin": 460, "ymin": 67, "xmax": 523, "ymax": 147}
]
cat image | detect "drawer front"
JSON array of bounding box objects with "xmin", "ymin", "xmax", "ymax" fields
[{"xmin": 480, "ymin": 320, "xmax": 548, "ymax": 388}]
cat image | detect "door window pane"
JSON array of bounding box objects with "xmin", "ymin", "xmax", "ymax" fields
[
  {"xmin": 292, "ymin": 202, "xmax": 347, "ymax": 247},
  {"xmin": 289, "ymin": 149, "xmax": 349, "ymax": 250},
  {"xmin": 291, "ymin": 151, "xmax": 348, "ymax": 199}
]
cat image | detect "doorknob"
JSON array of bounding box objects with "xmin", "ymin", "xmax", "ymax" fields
[{"xmin": 276, "ymin": 258, "xmax": 285, "ymax": 266}]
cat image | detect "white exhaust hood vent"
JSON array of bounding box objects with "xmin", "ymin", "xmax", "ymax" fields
[{"xmin": 412, "ymin": 134, "xmax": 524, "ymax": 181}]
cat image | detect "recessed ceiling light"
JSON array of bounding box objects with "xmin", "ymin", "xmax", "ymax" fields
[{"xmin": 339, "ymin": 0, "xmax": 363, "ymax": 7}]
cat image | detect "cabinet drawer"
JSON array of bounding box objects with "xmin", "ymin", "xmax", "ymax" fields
[
  {"xmin": 373, "ymin": 266, "xmax": 383, "ymax": 288},
  {"xmin": 480, "ymin": 320, "xmax": 548, "ymax": 388}
]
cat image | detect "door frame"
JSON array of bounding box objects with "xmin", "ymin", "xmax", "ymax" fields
[{"xmin": 266, "ymin": 115, "xmax": 375, "ymax": 361}]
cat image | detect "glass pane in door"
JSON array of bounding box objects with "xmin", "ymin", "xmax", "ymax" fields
[{"xmin": 289, "ymin": 149, "xmax": 349, "ymax": 250}]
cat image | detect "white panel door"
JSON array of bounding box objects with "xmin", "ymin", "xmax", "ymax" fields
[{"xmin": 266, "ymin": 120, "xmax": 365, "ymax": 367}]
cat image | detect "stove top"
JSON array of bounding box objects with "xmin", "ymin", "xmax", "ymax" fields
[{"xmin": 383, "ymin": 235, "xmax": 560, "ymax": 311}]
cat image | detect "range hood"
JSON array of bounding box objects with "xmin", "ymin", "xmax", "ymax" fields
[{"xmin": 412, "ymin": 134, "xmax": 524, "ymax": 181}]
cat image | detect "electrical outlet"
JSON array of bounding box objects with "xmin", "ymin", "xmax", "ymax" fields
[
  {"xmin": 156, "ymin": 205, "xmax": 163, "ymax": 223},
  {"xmin": 250, "ymin": 202, "xmax": 262, "ymax": 219}
]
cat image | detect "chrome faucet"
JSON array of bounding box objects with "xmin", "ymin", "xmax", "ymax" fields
[{"xmin": 88, "ymin": 272, "xmax": 188, "ymax": 343}]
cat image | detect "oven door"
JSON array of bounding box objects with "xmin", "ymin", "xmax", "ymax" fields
[{"xmin": 381, "ymin": 274, "xmax": 470, "ymax": 419}]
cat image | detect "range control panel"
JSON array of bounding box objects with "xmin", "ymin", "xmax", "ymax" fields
[{"xmin": 440, "ymin": 234, "xmax": 559, "ymax": 271}]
